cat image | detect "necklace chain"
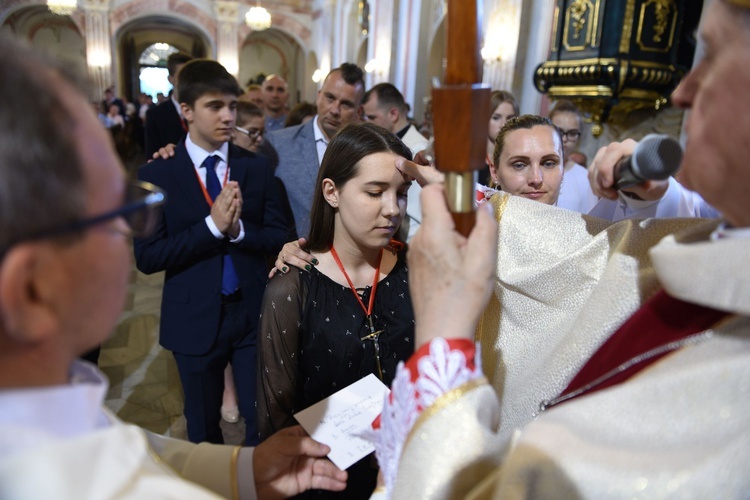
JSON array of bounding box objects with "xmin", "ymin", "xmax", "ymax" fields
[{"xmin": 536, "ymin": 331, "xmax": 713, "ymax": 416}]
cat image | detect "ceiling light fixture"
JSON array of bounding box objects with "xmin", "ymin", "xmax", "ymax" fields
[
  {"xmin": 47, "ymin": 0, "xmax": 77, "ymax": 16},
  {"xmin": 245, "ymin": 1, "xmax": 271, "ymax": 31}
]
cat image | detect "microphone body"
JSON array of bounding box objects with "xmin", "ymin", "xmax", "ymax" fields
[{"xmin": 613, "ymin": 134, "xmax": 683, "ymax": 191}]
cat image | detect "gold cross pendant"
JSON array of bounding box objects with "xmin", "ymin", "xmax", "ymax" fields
[{"xmin": 360, "ymin": 329, "xmax": 384, "ymax": 342}]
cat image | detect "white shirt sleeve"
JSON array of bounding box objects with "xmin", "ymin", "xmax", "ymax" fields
[
  {"xmin": 587, "ymin": 177, "xmax": 721, "ymax": 221},
  {"xmin": 205, "ymin": 217, "xmax": 245, "ymax": 243}
]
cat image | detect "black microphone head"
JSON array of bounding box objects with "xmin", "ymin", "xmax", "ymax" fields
[{"xmin": 631, "ymin": 134, "xmax": 683, "ymax": 181}]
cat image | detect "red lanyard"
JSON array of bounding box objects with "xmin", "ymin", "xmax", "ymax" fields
[
  {"xmin": 193, "ymin": 158, "xmax": 230, "ymax": 207},
  {"xmin": 330, "ymin": 245, "xmax": 383, "ymax": 332}
]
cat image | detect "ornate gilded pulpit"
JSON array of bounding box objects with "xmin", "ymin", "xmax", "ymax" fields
[{"xmin": 534, "ymin": 0, "xmax": 702, "ymax": 135}]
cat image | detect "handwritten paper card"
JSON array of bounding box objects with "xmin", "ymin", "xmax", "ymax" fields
[{"xmin": 293, "ymin": 373, "xmax": 389, "ymax": 470}]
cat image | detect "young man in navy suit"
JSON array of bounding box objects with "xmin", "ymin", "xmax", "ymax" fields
[{"xmin": 134, "ymin": 59, "xmax": 288, "ymax": 446}]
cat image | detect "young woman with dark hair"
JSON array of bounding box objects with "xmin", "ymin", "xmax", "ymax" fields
[{"xmin": 256, "ymin": 122, "xmax": 415, "ymax": 498}]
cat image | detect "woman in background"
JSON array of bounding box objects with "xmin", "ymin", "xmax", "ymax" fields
[
  {"xmin": 480, "ymin": 90, "xmax": 519, "ymax": 186},
  {"xmin": 285, "ymin": 101, "xmax": 317, "ymax": 128},
  {"xmin": 234, "ymin": 101, "xmax": 265, "ymax": 152},
  {"xmin": 487, "ymin": 114, "xmax": 565, "ymax": 206},
  {"xmin": 219, "ymin": 101, "xmax": 269, "ymax": 424}
]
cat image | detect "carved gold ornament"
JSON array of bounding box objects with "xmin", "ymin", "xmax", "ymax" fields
[
  {"xmin": 570, "ymin": 0, "xmax": 589, "ymax": 39},
  {"xmin": 652, "ymin": 0, "xmax": 673, "ymax": 42}
]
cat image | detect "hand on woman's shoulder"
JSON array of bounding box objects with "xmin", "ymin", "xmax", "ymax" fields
[{"xmin": 264, "ymin": 264, "xmax": 305, "ymax": 300}]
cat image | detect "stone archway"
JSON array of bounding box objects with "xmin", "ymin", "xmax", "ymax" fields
[{"xmin": 112, "ymin": 9, "xmax": 212, "ymax": 101}]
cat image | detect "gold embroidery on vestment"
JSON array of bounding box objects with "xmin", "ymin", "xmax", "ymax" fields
[{"xmin": 404, "ymin": 376, "xmax": 489, "ymax": 450}]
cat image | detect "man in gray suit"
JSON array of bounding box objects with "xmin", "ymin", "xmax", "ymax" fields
[{"xmin": 266, "ymin": 63, "xmax": 365, "ymax": 237}]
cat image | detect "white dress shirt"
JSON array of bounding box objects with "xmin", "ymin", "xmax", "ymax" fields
[{"xmin": 312, "ymin": 115, "xmax": 328, "ymax": 166}]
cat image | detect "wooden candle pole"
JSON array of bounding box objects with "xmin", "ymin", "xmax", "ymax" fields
[{"xmin": 431, "ymin": 0, "xmax": 491, "ymax": 236}]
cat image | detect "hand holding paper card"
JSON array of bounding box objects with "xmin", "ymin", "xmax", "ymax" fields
[{"xmin": 293, "ymin": 374, "xmax": 390, "ymax": 470}]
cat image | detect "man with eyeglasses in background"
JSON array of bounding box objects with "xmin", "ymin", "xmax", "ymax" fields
[{"xmin": 0, "ymin": 35, "xmax": 347, "ymax": 498}]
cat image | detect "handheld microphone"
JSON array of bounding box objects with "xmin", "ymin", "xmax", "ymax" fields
[{"xmin": 613, "ymin": 134, "xmax": 683, "ymax": 190}]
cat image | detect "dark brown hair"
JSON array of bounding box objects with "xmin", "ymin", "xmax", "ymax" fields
[
  {"xmin": 305, "ymin": 122, "xmax": 413, "ymax": 251},
  {"xmin": 177, "ymin": 59, "xmax": 242, "ymax": 107},
  {"xmin": 364, "ymin": 83, "xmax": 408, "ymax": 115},
  {"xmin": 167, "ymin": 52, "xmax": 193, "ymax": 76},
  {"xmin": 326, "ymin": 62, "xmax": 365, "ymax": 88}
]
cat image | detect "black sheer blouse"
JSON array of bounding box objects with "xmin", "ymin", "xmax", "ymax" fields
[{"xmin": 256, "ymin": 248, "xmax": 414, "ymax": 441}]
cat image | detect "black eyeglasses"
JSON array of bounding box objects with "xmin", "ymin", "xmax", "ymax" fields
[
  {"xmin": 1, "ymin": 181, "xmax": 166, "ymax": 255},
  {"xmin": 560, "ymin": 129, "xmax": 581, "ymax": 140},
  {"xmin": 235, "ymin": 125, "xmax": 264, "ymax": 140}
]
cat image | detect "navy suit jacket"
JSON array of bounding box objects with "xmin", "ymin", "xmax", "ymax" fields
[
  {"xmin": 265, "ymin": 118, "xmax": 320, "ymax": 237},
  {"xmin": 144, "ymin": 99, "xmax": 185, "ymax": 159},
  {"xmin": 134, "ymin": 142, "xmax": 288, "ymax": 355}
]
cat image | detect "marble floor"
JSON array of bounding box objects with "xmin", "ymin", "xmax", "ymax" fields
[{"xmin": 98, "ymin": 258, "xmax": 245, "ymax": 445}]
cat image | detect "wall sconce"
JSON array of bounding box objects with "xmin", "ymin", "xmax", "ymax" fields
[
  {"xmin": 312, "ymin": 69, "xmax": 323, "ymax": 83},
  {"xmin": 482, "ymin": 11, "xmax": 517, "ymax": 65},
  {"xmin": 88, "ymin": 49, "xmax": 111, "ymax": 68},
  {"xmin": 364, "ymin": 58, "xmax": 386, "ymax": 76},
  {"xmin": 219, "ymin": 57, "xmax": 239, "ymax": 75},
  {"xmin": 481, "ymin": 45, "xmax": 502, "ymax": 63}
]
